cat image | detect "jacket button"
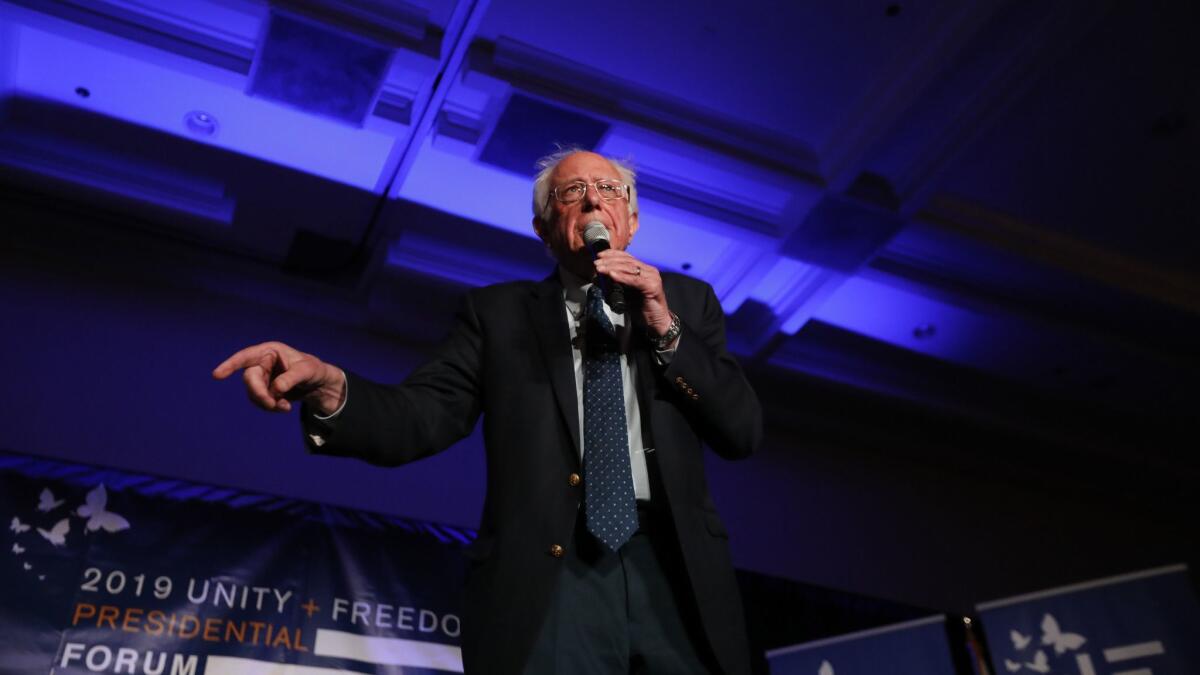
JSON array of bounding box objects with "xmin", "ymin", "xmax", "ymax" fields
[
  {"xmin": 568, "ymin": 473, "xmax": 582, "ymax": 487},
  {"xmin": 549, "ymin": 544, "xmax": 565, "ymax": 558}
]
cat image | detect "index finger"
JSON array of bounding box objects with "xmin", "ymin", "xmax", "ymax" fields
[{"xmin": 212, "ymin": 343, "xmax": 280, "ymax": 380}]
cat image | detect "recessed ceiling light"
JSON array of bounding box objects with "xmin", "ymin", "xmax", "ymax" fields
[{"xmin": 184, "ymin": 110, "xmax": 219, "ymax": 137}]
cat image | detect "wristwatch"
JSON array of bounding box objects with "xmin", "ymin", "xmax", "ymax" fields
[{"xmin": 647, "ymin": 312, "xmax": 681, "ymax": 351}]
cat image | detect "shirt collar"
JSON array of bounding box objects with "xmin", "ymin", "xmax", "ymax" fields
[
  {"xmin": 558, "ymin": 265, "xmax": 627, "ymax": 330},
  {"xmin": 557, "ymin": 265, "xmax": 592, "ymax": 307}
]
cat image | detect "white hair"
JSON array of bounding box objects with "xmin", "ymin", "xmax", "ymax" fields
[{"xmin": 531, "ymin": 146, "xmax": 638, "ymax": 222}]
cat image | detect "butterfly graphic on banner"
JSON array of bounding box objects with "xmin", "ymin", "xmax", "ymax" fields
[
  {"xmin": 1002, "ymin": 614, "xmax": 1087, "ymax": 673},
  {"xmin": 1002, "ymin": 612, "xmax": 1166, "ymax": 674},
  {"xmin": 77, "ymin": 484, "xmax": 131, "ymax": 533},
  {"xmin": 38, "ymin": 518, "xmax": 70, "ymax": 546},
  {"xmin": 37, "ymin": 488, "xmax": 65, "ymax": 512},
  {"xmin": 7, "ymin": 483, "xmax": 131, "ymax": 581}
]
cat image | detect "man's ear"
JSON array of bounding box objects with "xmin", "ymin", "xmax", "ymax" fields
[
  {"xmin": 628, "ymin": 211, "xmax": 639, "ymax": 241},
  {"xmin": 532, "ymin": 216, "xmax": 546, "ymax": 243}
]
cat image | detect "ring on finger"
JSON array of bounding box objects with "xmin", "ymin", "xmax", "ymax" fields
[{"xmin": 635, "ymin": 266, "xmax": 642, "ymax": 276}]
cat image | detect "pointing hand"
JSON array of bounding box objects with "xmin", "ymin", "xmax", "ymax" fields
[{"xmin": 212, "ymin": 341, "xmax": 345, "ymax": 415}]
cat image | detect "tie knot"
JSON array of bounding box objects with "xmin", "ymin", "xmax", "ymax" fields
[
  {"xmin": 586, "ymin": 283, "xmax": 604, "ymax": 306},
  {"xmin": 586, "ymin": 285, "xmax": 615, "ymax": 337}
]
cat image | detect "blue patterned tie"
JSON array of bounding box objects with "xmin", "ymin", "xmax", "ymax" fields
[{"xmin": 582, "ymin": 284, "xmax": 638, "ymax": 551}]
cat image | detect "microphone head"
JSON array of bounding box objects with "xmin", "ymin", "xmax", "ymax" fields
[{"xmin": 582, "ymin": 221, "xmax": 610, "ymax": 246}]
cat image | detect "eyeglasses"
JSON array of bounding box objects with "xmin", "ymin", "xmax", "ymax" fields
[{"xmin": 551, "ymin": 180, "xmax": 629, "ymax": 205}]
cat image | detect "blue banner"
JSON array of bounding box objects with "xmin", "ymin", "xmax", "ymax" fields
[
  {"xmin": 976, "ymin": 565, "xmax": 1200, "ymax": 675},
  {"xmin": 766, "ymin": 615, "xmax": 959, "ymax": 675},
  {"xmin": 0, "ymin": 450, "xmax": 472, "ymax": 674}
]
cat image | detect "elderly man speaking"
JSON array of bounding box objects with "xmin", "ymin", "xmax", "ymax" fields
[{"xmin": 214, "ymin": 149, "xmax": 762, "ymax": 674}]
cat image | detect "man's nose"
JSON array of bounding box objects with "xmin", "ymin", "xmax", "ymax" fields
[{"xmin": 582, "ymin": 183, "xmax": 603, "ymax": 207}]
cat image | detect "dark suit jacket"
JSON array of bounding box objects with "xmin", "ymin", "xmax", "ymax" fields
[{"xmin": 304, "ymin": 271, "xmax": 762, "ymax": 674}]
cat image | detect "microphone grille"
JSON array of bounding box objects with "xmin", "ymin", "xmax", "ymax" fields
[{"xmin": 582, "ymin": 221, "xmax": 610, "ymax": 245}]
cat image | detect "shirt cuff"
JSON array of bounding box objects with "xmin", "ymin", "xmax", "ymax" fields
[
  {"xmin": 307, "ymin": 370, "xmax": 348, "ymax": 447},
  {"xmin": 653, "ymin": 335, "xmax": 680, "ymax": 366},
  {"xmin": 311, "ymin": 369, "xmax": 348, "ymax": 420}
]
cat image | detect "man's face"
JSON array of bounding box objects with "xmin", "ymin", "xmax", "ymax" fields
[{"xmin": 533, "ymin": 151, "xmax": 639, "ymax": 275}]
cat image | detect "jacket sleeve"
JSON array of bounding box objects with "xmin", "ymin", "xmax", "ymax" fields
[
  {"xmin": 659, "ymin": 280, "xmax": 762, "ymax": 459},
  {"xmin": 300, "ymin": 291, "xmax": 485, "ymax": 466}
]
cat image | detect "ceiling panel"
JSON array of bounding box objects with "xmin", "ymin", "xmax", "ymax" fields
[{"xmin": 473, "ymin": 0, "xmax": 961, "ymax": 150}]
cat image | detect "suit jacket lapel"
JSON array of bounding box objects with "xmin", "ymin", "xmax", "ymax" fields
[{"xmin": 528, "ymin": 273, "xmax": 581, "ymax": 461}]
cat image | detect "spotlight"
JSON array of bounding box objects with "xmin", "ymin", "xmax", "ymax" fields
[{"xmin": 184, "ymin": 110, "xmax": 219, "ymax": 137}]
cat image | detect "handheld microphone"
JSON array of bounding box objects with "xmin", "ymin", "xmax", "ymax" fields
[{"xmin": 582, "ymin": 221, "xmax": 626, "ymax": 314}]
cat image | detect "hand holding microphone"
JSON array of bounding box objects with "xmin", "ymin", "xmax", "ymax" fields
[
  {"xmin": 583, "ymin": 222, "xmax": 675, "ymax": 341},
  {"xmin": 583, "ymin": 221, "xmax": 626, "ymax": 314}
]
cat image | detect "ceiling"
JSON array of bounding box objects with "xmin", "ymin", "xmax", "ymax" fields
[{"xmin": 1, "ymin": 0, "xmax": 1196, "ymax": 478}]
